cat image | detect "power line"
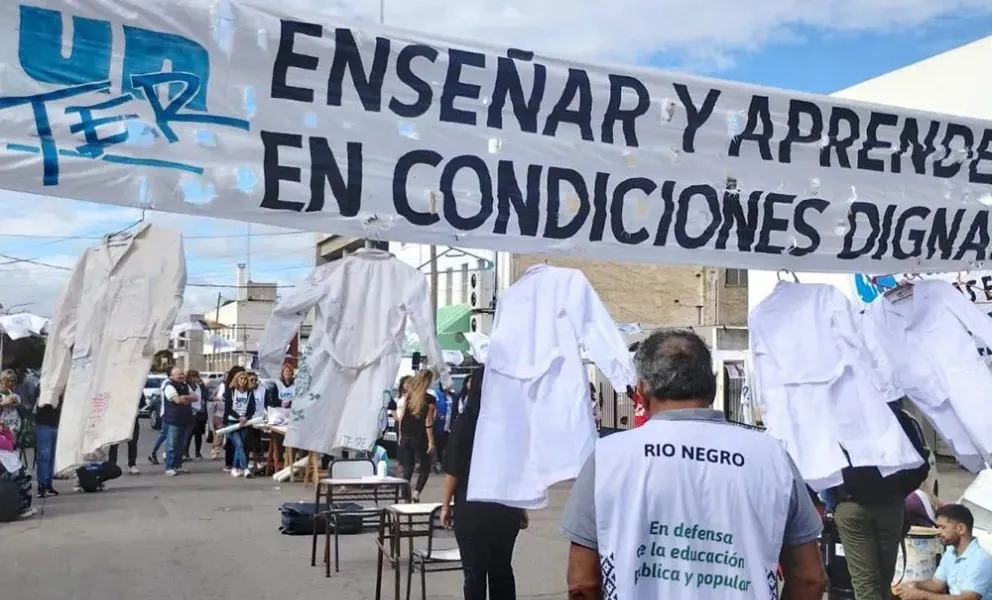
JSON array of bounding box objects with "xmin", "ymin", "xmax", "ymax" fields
[{"xmin": 0, "ymin": 253, "xmax": 301, "ymax": 289}]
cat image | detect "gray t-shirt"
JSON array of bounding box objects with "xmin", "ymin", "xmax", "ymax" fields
[{"xmin": 560, "ymin": 408, "xmax": 823, "ymax": 550}]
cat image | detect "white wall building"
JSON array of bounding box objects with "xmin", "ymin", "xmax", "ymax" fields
[{"xmin": 171, "ymin": 264, "xmax": 280, "ymax": 373}]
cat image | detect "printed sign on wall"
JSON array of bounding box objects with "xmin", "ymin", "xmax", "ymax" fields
[{"xmin": 3, "ymin": 1, "xmax": 992, "ymax": 271}]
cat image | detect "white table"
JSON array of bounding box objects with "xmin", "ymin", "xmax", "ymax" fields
[
  {"xmin": 312, "ymin": 476, "xmax": 411, "ymax": 576},
  {"xmin": 375, "ymin": 503, "xmax": 444, "ymax": 600}
]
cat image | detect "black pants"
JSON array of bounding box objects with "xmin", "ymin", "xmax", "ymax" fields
[
  {"xmin": 108, "ymin": 419, "xmax": 140, "ymax": 467},
  {"xmin": 397, "ymin": 438, "xmax": 431, "ymax": 493},
  {"xmin": 454, "ymin": 502, "xmax": 522, "ymax": 600},
  {"xmin": 185, "ymin": 414, "xmax": 207, "ymax": 457},
  {"xmin": 225, "ymin": 439, "xmax": 234, "ymax": 468}
]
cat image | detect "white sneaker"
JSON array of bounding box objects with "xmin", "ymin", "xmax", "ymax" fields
[
  {"xmin": 243, "ymin": 470, "xmax": 253, "ymax": 479},
  {"xmin": 230, "ymin": 468, "xmax": 241, "ymax": 478},
  {"xmin": 165, "ymin": 469, "xmax": 178, "ymax": 477},
  {"xmin": 20, "ymin": 507, "xmax": 37, "ymax": 519},
  {"xmin": 177, "ymin": 468, "xmax": 190, "ymax": 475},
  {"xmin": 128, "ymin": 466, "xmax": 140, "ymax": 475},
  {"xmin": 222, "ymin": 467, "xmax": 231, "ymax": 473}
]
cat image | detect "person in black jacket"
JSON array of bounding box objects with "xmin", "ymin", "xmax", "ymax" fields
[
  {"xmin": 34, "ymin": 396, "xmax": 61, "ymax": 497},
  {"xmin": 222, "ymin": 371, "xmax": 256, "ymax": 478},
  {"xmin": 441, "ymin": 367, "xmax": 527, "ymax": 600}
]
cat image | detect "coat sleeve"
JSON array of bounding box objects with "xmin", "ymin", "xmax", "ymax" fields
[
  {"xmin": 38, "ymin": 251, "xmax": 89, "ymax": 407},
  {"xmin": 937, "ymin": 280, "xmax": 992, "ymax": 348},
  {"xmin": 560, "ymin": 270, "xmax": 635, "ymax": 392},
  {"xmin": 404, "ymin": 272, "xmax": 452, "ymax": 388},
  {"xmin": 258, "ymin": 267, "xmax": 329, "ymax": 379},
  {"xmin": 145, "ymin": 230, "xmax": 187, "ymax": 356}
]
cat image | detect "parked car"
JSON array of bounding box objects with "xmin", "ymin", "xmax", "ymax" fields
[{"xmin": 139, "ymin": 374, "xmax": 168, "ymax": 429}]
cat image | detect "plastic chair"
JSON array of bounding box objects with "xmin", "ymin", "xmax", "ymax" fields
[{"xmin": 406, "ymin": 505, "xmax": 462, "ymax": 600}]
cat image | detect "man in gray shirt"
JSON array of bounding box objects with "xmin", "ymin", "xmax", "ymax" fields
[{"xmin": 561, "ymin": 329, "xmax": 827, "ymax": 599}]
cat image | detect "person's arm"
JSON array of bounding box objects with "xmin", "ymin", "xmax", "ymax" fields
[
  {"xmin": 164, "ymin": 384, "xmax": 180, "ymax": 405},
  {"xmin": 425, "ymin": 403, "xmax": 436, "ymax": 451},
  {"xmin": 223, "ymin": 392, "xmax": 238, "ymax": 423},
  {"xmin": 779, "ymin": 454, "xmax": 828, "ymax": 600},
  {"xmin": 561, "ymin": 456, "xmax": 600, "ymax": 599}
]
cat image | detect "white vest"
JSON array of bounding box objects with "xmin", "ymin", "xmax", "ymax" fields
[
  {"xmin": 276, "ymin": 380, "xmax": 295, "ymax": 406},
  {"xmin": 594, "ymin": 419, "xmax": 794, "ymax": 600}
]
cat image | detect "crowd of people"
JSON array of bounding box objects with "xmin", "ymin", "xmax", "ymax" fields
[{"xmin": 6, "ymin": 329, "xmax": 992, "ymax": 600}]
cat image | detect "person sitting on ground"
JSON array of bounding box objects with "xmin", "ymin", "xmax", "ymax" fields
[{"xmin": 895, "ymin": 503, "xmax": 992, "ymax": 600}]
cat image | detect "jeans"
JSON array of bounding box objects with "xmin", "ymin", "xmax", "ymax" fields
[
  {"xmin": 109, "ymin": 418, "xmax": 140, "ymax": 468},
  {"xmin": 151, "ymin": 425, "xmax": 168, "ymax": 456},
  {"xmin": 163, "ymin": 424, "xmax": 188, "ymax": 471},
  {"xmin": 833, "ymin": 501, "xmax": 904, "ymax": 600},
  {"xmin": 228, "ymin": 430, "xmax": 248, "ymax": 470},
  {"xmin": 454, "ymin": 502, "xmax": 522, "ymax": 600},
  {"xmin": 35, "ymin": 424, "xmax": 57, "ymax": 488}
]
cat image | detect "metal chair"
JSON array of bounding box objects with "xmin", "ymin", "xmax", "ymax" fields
[
  {"xmin": 406, "ymin": 505, "xmax": 462, "ymax": 600},
  {"xmin": 312, "ymin": 458, "xmax": 384, "ymax": 576}
]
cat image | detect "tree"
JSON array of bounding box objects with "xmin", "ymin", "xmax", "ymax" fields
[
  {"xmin": 1, "ymin": 335, "xmax": 45, "ymax": 370},
  {"xmin": 151, "ymin": 350, "xmax": 175, "ymax": 373}
]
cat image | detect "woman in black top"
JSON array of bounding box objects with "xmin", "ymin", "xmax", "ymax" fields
[
  {"xmin": 398, "ymin": 369, "xmax": 436, "ymax": 502},
  {"xmin": 441, "ymin": 367, "xmax": 527, "ymax": 600}
]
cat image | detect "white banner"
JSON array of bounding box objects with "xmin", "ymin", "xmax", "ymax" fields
[{"xmin": 4, "ymin": 1, "xmax": 992, "ymax": 272}]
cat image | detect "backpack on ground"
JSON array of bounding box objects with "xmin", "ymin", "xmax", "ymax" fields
[{"xmin": 278, "ymin": 501, "xmax": 365, "ymax": 535}]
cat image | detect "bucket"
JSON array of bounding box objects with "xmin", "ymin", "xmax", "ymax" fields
[{"xmin": 892, "ymin": 526, "xmax": 944, "ymax": 585}]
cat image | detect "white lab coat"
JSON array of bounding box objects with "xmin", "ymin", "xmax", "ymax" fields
[
  {"xmin": 38, "ymin": 224, "xmax": 185, "ymax": 472},
  {"xmin": 595, "ymin": 420, "xmax": 794, "ymax": 599},
  {"xmin": 864, "ymin": 280, "xmax": 992, "ymax": 472},
  {"xmin": 748, "ymin": 282, "xmax": 923, "ymax": 491},
  {"xmin": 257, "ymin": 248, "xmax": 449, "ymax": 454},
  {"xmin": 467, "ymin": 265, "xmax": 635, "ymax": 509}
]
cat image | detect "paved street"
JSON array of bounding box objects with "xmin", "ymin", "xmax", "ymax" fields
[
  {"xmin": 0, "ymin": 421, "xmax": 978, "ymax": 600},
  {"xmin": 1, "ymin": 421, "xmax": 569, "ymax": 600}
]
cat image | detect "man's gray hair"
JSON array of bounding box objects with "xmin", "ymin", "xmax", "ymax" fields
[
  {"xmin": 0, "ymin": 369, "xmax": 16, "ymax": 381},
  {"xmin": 633, "ymin": 329, "xmax": 716, "ymax": 403}
]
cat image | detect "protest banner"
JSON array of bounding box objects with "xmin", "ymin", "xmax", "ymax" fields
[{"xmin": 3, "ymin": 1, "xmax": 992, "ymax": 271}]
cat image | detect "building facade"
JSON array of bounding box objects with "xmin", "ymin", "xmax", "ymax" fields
[
  {"xmin": 314, "ymin": 235, "xmax": 748, "ymax": 332},
  {"xmin": 171, "ymin": 264, "xmax": 281, "ymax": 373}
]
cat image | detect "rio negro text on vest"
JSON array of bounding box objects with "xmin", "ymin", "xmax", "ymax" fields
[{"xmin": 643, "ymin": 443, "xmax": 746, "ymax": 466}]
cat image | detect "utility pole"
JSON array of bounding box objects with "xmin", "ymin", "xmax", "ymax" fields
[{"xmin": 214, "ymin": 292, "xmax": 222, "ymax": 371}]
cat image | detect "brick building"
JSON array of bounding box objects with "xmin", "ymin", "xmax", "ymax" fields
[{"xmin": 510, "ymin": 255, "xmax": 749, "ymax": 328}]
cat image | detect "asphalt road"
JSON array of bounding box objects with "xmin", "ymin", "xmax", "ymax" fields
[
  {"xmin": 0, "ymin": 421, "xmax": 977, "ymax": 600},
  {"xmin": 1, "ymin": 420, "xmax": 570, "ymax": 600}
]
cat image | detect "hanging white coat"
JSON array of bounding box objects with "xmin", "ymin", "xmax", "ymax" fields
[
  {"xmin": 748, "ymin": 281, "xmax": 923, "ymax": 491},
  {"xmin": 864, "ymin": 279, "xmax": 992, "ymax": 472},
  {"xmin": 258, "ymin": 248, "xmax": 449, "ymax": 454},
  {"xmin": 38, "ymin": 224, "xmax": 186, "ymax": 472},
  {"xmin": 468, "ymin": 265, "xmax": 635, "ymax": 509}
]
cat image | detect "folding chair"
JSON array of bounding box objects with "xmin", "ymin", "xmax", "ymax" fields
[{"xmin": 406, "ymin": 505, "xmax": 462, "ymax": 600}]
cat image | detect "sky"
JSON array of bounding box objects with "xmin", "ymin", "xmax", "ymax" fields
[{"xmin": 2, "ymin": 0, "xmax": 991, "ymax": 317}]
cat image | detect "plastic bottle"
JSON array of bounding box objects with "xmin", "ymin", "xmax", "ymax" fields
[{"xmin": 377, "ymin": 460, "xmax": 388, "ymax": 478}]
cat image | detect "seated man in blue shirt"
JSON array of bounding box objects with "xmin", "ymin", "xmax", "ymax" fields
[{"xmin": 895, "ymin": 503, "xmax": 992, "ymax": 600}]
